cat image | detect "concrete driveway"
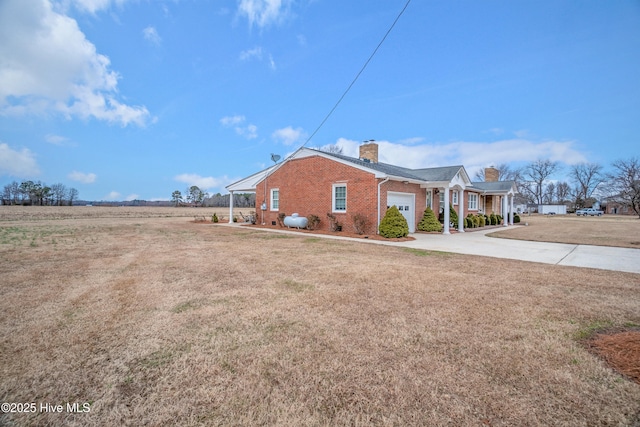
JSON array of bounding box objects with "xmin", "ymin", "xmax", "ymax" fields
[
  {"xmin": 388, "ymin": 228, "xmax": 640, "ymax": 274},
  {"xmin": 229, "ymin": 224, "xmax": 640, "ymax": 274}
]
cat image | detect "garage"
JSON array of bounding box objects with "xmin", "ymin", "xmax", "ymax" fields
[{"xmin": 387, "ymin": 192, "xmax": 416, "ymax": 233}]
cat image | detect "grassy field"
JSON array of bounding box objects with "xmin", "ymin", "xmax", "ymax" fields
[
  {"xmin": 489, "ymin": 213, "xmax": 640, "ymax": 248},
  {"xmin": 1, "ymin": 207, "xmax": 639, "ymax": 426}
]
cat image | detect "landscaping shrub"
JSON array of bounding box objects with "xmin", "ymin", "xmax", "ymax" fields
[
  {"xmin": 326, "ymin": 213, "xmax": 342, "ymax": 232},
  {"xmin": 379, "ymin": 206, "xmax": 408, "ymax": 238},
  {"xmin": 449, "ymin": 205, "xmax": 458, "ymax": 229},
  {"xmin": 417, "ymin": 207, "xmax": 442, "ymax": 232},
  {"xmin": 306, "ymin": 214, "xmax": 320, "ymax": 230},
  {"xmin": 212, "ymin": 213, "xmax": 219, "ymax": 223},
  {"xmin": 477, "ymin": 214, "xmax": 486, "ymax": 227},
  {"xmin": 464, "ymin": 217, "xmax": 472, "ymax": 229},
  {"xmin": 233, "ymin": 216, "xmax": 238, "ymax": 223},
  {"xmin": 490, "ymin": 213, "xmax": 497, "ymax": 225},
  {"xmin": 514, "ymin": 213, "xmax": 521, "ymax": 223},
  {"xmin": 484, "ymin": 214, "xmax": 490, "ymax": 225},
  {"xmin": 497, "ymin": 214, "xmax": 503, "ymax": 225},
  {"xmin": 352, "ymin": 213, "xmax": 368, "ymax": 235}
]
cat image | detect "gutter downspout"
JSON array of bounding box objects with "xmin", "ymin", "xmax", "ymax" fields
[{"xmin": 377, "ymin": 177, "xmax": 390, "ymax": 234}]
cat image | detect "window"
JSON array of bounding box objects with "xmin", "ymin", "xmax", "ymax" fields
[
  {"xmin": 439, "ymin": 191, "xmax": 445, "ymax": 213},
  {"xmin": 426, "ymin": 190, "xmax": 432, "ymax": 209},
  {"xmin": 270, "ymin": 189, "xmax": 279, "ymax": 211},
  {"xmin": 333, "ymin": 184, "xmax": 346, "ymax": 212},
  {"xmin": 468, "ymin": 193, "xmax": 478, "ymax": 210},
  {"xmin": 452, "ymin": 190, "xmax": 459, "ymax": 205}
]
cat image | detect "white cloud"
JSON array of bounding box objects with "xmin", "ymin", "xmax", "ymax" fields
[
  {"xmin": 237, "ymin": 0, "xmax": 293, "ymax": 29},
  {"xmin": 174, "ymin": 173, "xmax": 236, "ymax": 192},
  {"xmin": 239, "ymin": 46, "xmax": 275, "ymax": 70},
  {"xmin": 0, "ymin": 142, "xmax": 40, "ymax": 177},
  {"xmin": 332, "ymin": 137, "xmax": 587, "ymax": 177},
  {"xmin": 124, "ymin": 193, "xmax": 139, "ymax": 201},
  {"xmin": 142, "ymin": 26, "xmax": 161, "ymax": 46},
  {"xmin": 45, "ymin": 134, "xmax": 69, "ymax": 145},
  {"xmin": 68, "ymin": 170, "xmax": 96, "ymax": 183},
  {"xmin": 220, "ymin": 115, "xmax": 258, "ymax": 139},
  {"xmin": 104, "ymin": 191, "xmax": 120, "ymax": 200},
  {"xmin": 239, "ymin": 47, "xmax": 263, "ymax": 61},
  {"xmin": 0, "ymin": 0, "xmax": 151, "ymax": 126},
  {"xmin": 220, "ymin": 115, "xmax": 246, "ymax": 126},
  {"xmin": 272, "ymin": 126, "xmax": 305, "ymax": 145},
  {"xmin": 64, "ymin": 0, "xmax": 131, "ymax": 14}
]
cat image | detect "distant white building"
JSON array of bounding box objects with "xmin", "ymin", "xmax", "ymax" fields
[{"xmin": 538, "ymin": 205, "xmax": 567, "ymax": 215}]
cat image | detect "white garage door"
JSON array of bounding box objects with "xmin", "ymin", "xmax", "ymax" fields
[{"xmin": 387, "ymin": 192, "xmax": 415, "ymax": 233}]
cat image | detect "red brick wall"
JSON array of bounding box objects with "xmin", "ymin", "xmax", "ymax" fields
[
  {"xmin": 255, "ymin": 154, "xmax": 428, "ymax": 233},
  {"xmin": 380, "ymin": 180, "xmax": 426, "ymax": 227},
  {"xmin": 255, "ymin": 155, "xmax": 380, "ymax": 233}
]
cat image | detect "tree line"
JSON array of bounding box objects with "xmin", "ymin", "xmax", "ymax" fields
[
  {"xmin": 171, "ymin": 186, "xmax": 255, "ymax": 208},
  {"xmin": 475, "ymin": 157, "xmax": 639, "ymax": 217},
  {"xmin": 2, "ymin": 180, "xmax": 79, "ymax": 206}
]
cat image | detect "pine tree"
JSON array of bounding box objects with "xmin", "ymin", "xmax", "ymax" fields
[
  {"xmin": 378, "ymin": 206, "xmax": 409, "ymax": 238},
  {"xmin": 417, "ymin": 207, "xmax": 442, "ymax": 232}
]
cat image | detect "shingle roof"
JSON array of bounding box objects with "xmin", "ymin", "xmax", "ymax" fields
[
  {"xmin": 309, "ymin": 148, "xmax": 427, "ymax": 181},
  {"xmin": 470, "ymin": 181, "xmax": 516, "ymax": 192}
]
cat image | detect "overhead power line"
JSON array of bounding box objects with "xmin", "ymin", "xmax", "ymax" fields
[{"xmin": 301, "ymin": 0, "xmax": 412, "ymax": 148}]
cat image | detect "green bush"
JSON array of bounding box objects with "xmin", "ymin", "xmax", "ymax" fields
[
  {"xmin": 212, "ymin": 213, "xmax": 219, "ymax": 223},
  {"xmin": 514, "ymin": 213, "xmax": 521, "ymax": 223},
  {"xmin": 449, "ymin": 205, "xmax": 458, "ymax": 229},
  {"xmin": 379, "ymin": 206, "xmax": 409, "ymax": 238},
  {"xmin": 477, "ymin": 214, "xmax": 486, "ymax": 227},
  {"xmin": 497, "ymin": 214, "xmax": 503, "ymax": 224},
  {"xmin": 464, "ymin": 217, "xmax": 472, "ymax": 229},
  {"xmin": 490, "ymin": 213, "xmax": 497, "ymax": 225},
  {"xmin": 417, "ymin": 207, "xmax": 442, "ymax": 232}
]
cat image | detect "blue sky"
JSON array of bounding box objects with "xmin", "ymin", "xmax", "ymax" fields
[{"xmin": 1, "ymin": 0, "xmax": 639, "ymax": 201}]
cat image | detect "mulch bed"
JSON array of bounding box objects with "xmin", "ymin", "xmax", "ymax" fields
[
  {"xmin": 244, "ymin": 223, "xmax": 416, "ymax": 242},
  {"xmin": 587, "ymin": 329, "xmax": 640, "ymax": 384}
]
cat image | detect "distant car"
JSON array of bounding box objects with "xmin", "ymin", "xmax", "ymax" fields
[{"xmin": 576, "ymin": 208, "xmax": 603, "ymax": 216}]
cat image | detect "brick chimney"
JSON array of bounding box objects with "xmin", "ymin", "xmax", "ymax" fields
[
  {"xmin": 485, "ymin": 166, "xmax": 499, "ymax": 182},
  {"xmin": 359, "ymin": 142, "xmax": 378, "ymax": 163}
]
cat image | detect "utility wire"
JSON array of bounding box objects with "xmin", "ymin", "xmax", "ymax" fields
[{"xmin": 301, "ymin": 0, "xmax": 412, "ymax": 148}]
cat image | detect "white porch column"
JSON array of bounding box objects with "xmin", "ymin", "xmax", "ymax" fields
[
  {"xmin": 457, "ymin": 190, "xmax": 465, "ymax": 232},
  {"xmin": 228, "ymin": 191, "xmax": 234, "ymax": 224},
  {"xmin": 502, "ymin": 195, "xmax": 508, "ymax": 227},
  {"xmin": 443, "ymin": 188, "xmax": 450, "ymax": 235},
  {"xmin": 509, "ymin": 194, "xmax": 514, "ymax": 225}
]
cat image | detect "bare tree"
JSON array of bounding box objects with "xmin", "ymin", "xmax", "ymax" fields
[
  {"xmin": 570, "ymin": 162, "xmax": 604, "ymax": 208},
  {"xmin": 473, "ymin": 163, "xmax": 517, "ymax": 181},
  {"xmin": 520, "ymin": 159, "xmax": 561, "ymax": 204},
  {"xmin": 50, "ymin": 183, "xmax": 68, "ymax": 206},
  {"xmin": 67, "ymin": 188, "xmax": 79, "ymax": 206},
  {"xmin": 556, "ymin": 181, "xmax": 571, "ymax": 203},
  {"xmin": 543, "ymin": 182, "xmax": 556, "ymax": 203},
  {"xmin": 321, "ymin": 144, "xmax": 343, "ymax": 155},
  {"xmin": 605, "ymin": 157, "xmax": 640, "ymax": 218}
]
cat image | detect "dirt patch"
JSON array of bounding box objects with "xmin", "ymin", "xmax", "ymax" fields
[{"xmin": 588, "ymin": 329, "xmax": 640, "ymax": 384}]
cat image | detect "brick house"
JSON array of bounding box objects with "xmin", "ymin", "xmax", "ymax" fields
[{"xmin": 226, "ymin": 142, "xmax": 517, "ymax": 234}]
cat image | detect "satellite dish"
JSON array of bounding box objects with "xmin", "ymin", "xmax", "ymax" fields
[{"xmin": 271, "ymin": 153, "xmax": 281, "ymax": 164}]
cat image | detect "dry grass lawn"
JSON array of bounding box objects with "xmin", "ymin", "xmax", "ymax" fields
[
  {"xmin": 1, "ymin": 207, "xmax": 639, "ymax": 426},
  {"xmin": 489, "ymin": 213, "xmax": 640, "ymax": 248}
]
